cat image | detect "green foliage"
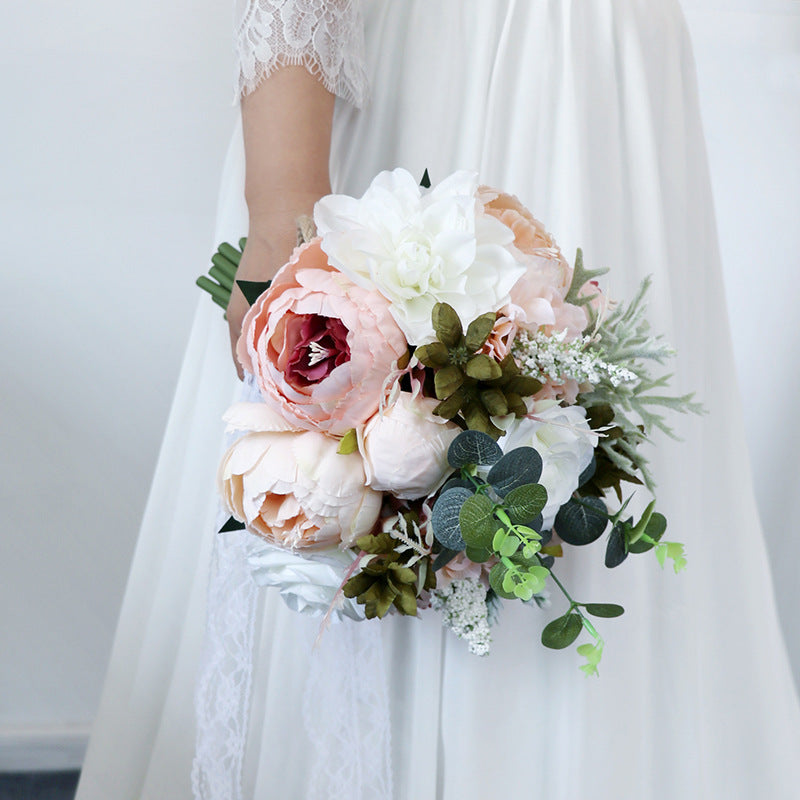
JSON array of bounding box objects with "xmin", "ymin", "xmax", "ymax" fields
[
  {"xmin": 486, "ymin": 448, "xmax": 543, "ymax": 496},
  {"xmin": 447, "ymin": 430, "xmax": 502, "ymax": 469},
  {"xmin": 655, "ymin": 541, "xmax": 688, "ymax": 573},
  {"xmin": 541, "ymin": 612, "xmax": 583, "ymax": 649},
  {"xmin": 336, "ymin": 428, "xmax": 358, "ymax": 455},
  {"xmin": 430, "ymin": 487, "xmax": 472, "ymax": 550},
  {"xmin": 416, "ymin": 303, "xmax": 541, "ymax": 439},
  {"xmin": 584, "ymin": 603, "xmax": 625, "ymax": 618},
  {"xmin": 578, "ymin": 276, "xmax": 704, "ymax": 492},
  {"xmin": 564, "ymin": 249, "xmax": 609, "ymax": 306},
  {"xmin": 577, "ymin": 640, "xmax": 604, "ymax": 677},
  {"xmin": 459, "ymin": 494, "xmax": 496, "ymax": 549},
  {"xmin": 555, "ymin": 496, "xmax": 608, "ymax": 546},
  {"xmin": 196, "ymin": 239, "xmax": 247, "ymax": 312},
  {"xmin": 343, "ymin": 527, "xmax": 436, "ymax": 619}
]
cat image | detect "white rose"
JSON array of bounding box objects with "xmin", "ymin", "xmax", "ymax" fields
[
  {"xmin": 314, "ymin": 168, "xmax": 526, "ymax": 345},
  {"xmin": 498, "ymin": 400, "xmax": 597, "ymax": 529},
  {"xmin": 219, "ymin": 403, "xmax": 382, "ymax": 549},
  {"xmin": 246, "ymin": 541, "xmax": 363, "ymax": 621},
  {"xmin": 357, "ymin": 391, "xmax": 461, "ymax": 499}
]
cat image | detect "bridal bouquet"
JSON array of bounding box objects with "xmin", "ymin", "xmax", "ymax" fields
[{"xmin": 197, "ymin": 168, "xmax": 698, "ymax": 674}]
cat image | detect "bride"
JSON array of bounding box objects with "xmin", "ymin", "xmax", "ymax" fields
[{"xmin": 76, "ymin": 1, "xmax": 800, "ymax": 798}]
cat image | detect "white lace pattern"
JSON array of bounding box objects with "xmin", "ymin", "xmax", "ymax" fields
[{"xmin": 234, "ymin": 0, "xmax": 368, "ymax": 106}]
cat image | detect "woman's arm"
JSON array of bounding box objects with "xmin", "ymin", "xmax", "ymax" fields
[{"xmin": 227, "ymin": 66, "xmax": 336, "ymax": 378}]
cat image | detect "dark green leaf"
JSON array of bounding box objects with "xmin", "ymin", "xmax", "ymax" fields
[
  {"xmin": 504, "ymin": 483, "xmax": 548, "ymax": 524},
  {"xmin": 479, "ymin": 388, "xmax": 508, "ymax": 416},
  {"xmin": 463, "ymin": 402, "xmax": 503, "ymax": 439},
  {"xmin": 584, "ymin": 603, "xmax": 625, "ymax": 618},
  {"xmin": 541, "ymin": 612, "xmax": 583, "ymax": 649},
  {"xmin": 219, "ymin": 516, "xmax": 246, "ymax": 533},
  {"xmin": 433, "ymin": 390, "xmax": 464, "ymax": 419},
  {"xmin": 236, "ymin": 279, "xmax": 272, "ymax": 306},
  {"xmin": 465, "ymin": 353, "xmax": 502, "ymax": 381},
  {"xmin": 432, "ymin": 548, "xmax": 461, "ymax": 571},
  {"xmin": 440, "ymin": 477, "xmax": 474, "ymax": 493},
  {"xmin": 465, "ymin": 545, "xmax": 493, "ymax": 563},
  {"xmin": 502, "ymin": 375, "xmax": 543, "ymax": 397},
  {"xmin": 487, "ymin": 447, "xmax": 543, "ymax": 496},
  {"xmin": 432, "ymin": 303, "xmax": 462, "ymax": 347},
  {"xmin": 414, "ymin": 341, "xmax": 450, "ymax": 368},
  {"xmin": 489, "ymin": 562, "xmax": 516, "ymax": 600},
  {"xmin": 628, "ymin": 512, "xmax": 667, "ymax": 553},
  {"xmin": 464, "ymin": 313, "xmax": 497, "ymax": 352},
  {"xmin": 459, "ymin": 493, "xmax": 497, "ymax": 549},
  {"xmin": 605, "ymin": 521, "xmax": 629, "ymax": 568},
  {"xmin": 420, "ymin": 168, "xmax": 431, "ymax": 188},
  {"xmin": 434, "ymin": 365, "xmax": 464, "ymax": 399},
  {"xmin": 555, "ymin": 496, "xmax": 608, "ymax": 546},
  {"xmin": 431, "ymin": 487, "xmax": 472, "ymax": 550},
  {"xmin": 447, "ymin": 429, "xmax": 502, "ymax": 468}
]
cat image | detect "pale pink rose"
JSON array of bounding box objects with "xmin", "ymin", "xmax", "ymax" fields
[
  {"xmin": 357, "ymin": 391, "xmax": 461, "ymax": 499},
  {"xmin": 218, "ymin": 403, "xmax": 382, "ymax": 549},
  {"xmin": 533, "ymin": 377, "xmax": 583, "ymax": 405},
  {"xmin": 237, "ymin": 239, "xmax": 408, "ymax": 435},
  {"xmin": 436, "ymin": 552, "xmax": 496, "ymax": 591}
]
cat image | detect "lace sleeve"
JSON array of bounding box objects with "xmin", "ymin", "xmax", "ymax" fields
[{"xmin": 234, "ymin": 0, "xmax": 368, "ymax": 107}]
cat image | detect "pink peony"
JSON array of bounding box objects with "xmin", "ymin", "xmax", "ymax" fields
[
  {"xmin": 218, "ymin": 402, "xmax": 382, "ymax": 549},
  {"xmin": 478, "ymin": 187, "xmax": 589, "ymax": 343},
  {"xmin": 237, "ymin": 239, "xmax": 409, "ymax": 436},
  {"xmin": 436, "ymin": 552, "xmax": 496, "ymax": 591}
]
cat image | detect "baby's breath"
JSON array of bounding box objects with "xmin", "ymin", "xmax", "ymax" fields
[{"xmin": 512, "ymin": 329, "xmax": 637, "ymax": 388}]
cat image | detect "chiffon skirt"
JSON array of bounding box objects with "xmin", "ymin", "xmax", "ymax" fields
[{"xmin": 76, "ymin": 1, "xmax": 800, "ymax": 798}]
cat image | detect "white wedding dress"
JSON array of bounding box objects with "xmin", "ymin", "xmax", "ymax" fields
[{"xmin": 76, "ymin": 1, "xmax": 800, "ymax": 799}]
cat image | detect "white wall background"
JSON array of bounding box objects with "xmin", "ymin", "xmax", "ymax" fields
[{"xmin": 0, "ymin": 0, "xmax": 798, "ymax": 771}]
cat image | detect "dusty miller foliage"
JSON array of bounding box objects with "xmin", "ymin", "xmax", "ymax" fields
[{"xmin": 577, "ymin": 271, "xmax": 704, "ymax": 491}]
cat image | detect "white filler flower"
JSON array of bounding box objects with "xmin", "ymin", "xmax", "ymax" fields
[{"xmin": 315, "ymin": 168, "xmax": 526, "ymax": 344}]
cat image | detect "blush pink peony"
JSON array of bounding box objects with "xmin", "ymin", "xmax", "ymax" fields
[
  {"xmin": 237, "ymin": 239, "xmax": 408, "ymax": 436},
  {"xmin": 478, "ymin": 187, "xmax": 589, "ymax": 344},
  {"xmin": 218, "ymin": 403, "xmax": 382, "ymax": 549}
]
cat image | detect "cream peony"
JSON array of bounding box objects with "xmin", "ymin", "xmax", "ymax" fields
[
  {"xmin": 357, "ymin": 391, "xmax": 460, "ymax": 499},
  {"xmin": 497, "ymin": 400, "xmax": 597, "ymax": 529},
  {"xmin": 219, "ymin": 403, "xmax": 382, "ymax": 549},
  {"xmin": 314, "ymin": 168, "xmax": 526, "ymax": 344}
]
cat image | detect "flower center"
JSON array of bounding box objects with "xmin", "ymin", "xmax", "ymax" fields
[
  {"xmin": 394, "ymin": 238, "xmax": 444, "ymax": 292},
  {"xmin": 285, "ymin": 314, "xmax": 351, "ymax": 388}
]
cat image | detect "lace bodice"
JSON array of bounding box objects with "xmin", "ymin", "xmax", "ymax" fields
[{"xmin": 234, "ymin": 0, "xmax": 368, "ymax": 106}]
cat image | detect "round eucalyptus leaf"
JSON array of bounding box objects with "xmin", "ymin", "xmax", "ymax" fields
[
  {"xmin": 489, "ymin": 562, "xmax": 516, "ymax": 600},
  {"xmin": 539, "ymin": 554, "xmax": 555, "ymax": 570},
  {"xmin": 541, "ymin": 612, "xmax": 583, "ymax": 649},
  {"xmin": 628, "ymin": 512, "xmax": 667, "ymax": 553},
  {"xmin": 486, "ymin": 447, "xmax": 543, "ymax": 496},
  {"xmin": 605, "ymin": 522, "xmax": 629, "ymax": 568},
  {"xmin": 538, "ymin": 525, "xmax": 551, "ymax": 545},
  {"xmin": 447, "ymin": 430, "xmax": 502, "ymax": 468},
  {"xmin": 554, "ymin": 496, "xmax": 608, "ymax": 546},
  {"xmin": 584, "ymin": 603, "xmax": 625, "ymax": 618},
  {"xmin": 459, "ymin": 493, "xmax": 497, "ymax": 549},
  {"xmin": 504, "ymin": 483, "xmax": 548, "ymax": 525},
  {"xmin": 431, "ymin": 487, "xmax": 471, "ymax": 550},
  {"xmin": 465, "ymin": 545, "xmax": 493, "ymax": 563},
  {"xmin": 440, "ymin": 476, "xmax": 474, "ymax": 494}
]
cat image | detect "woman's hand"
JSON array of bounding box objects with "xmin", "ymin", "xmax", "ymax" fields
[{"xmin": 231, "ymin": 65, "xmax": 335, "ymax": 379}]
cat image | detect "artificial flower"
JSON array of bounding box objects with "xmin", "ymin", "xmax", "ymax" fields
[
  {"xmin": 236, "ymin": 239, "xmax": 407, "ymax": 435},
  {"xmin": 358, "ymin": 391, "xmax": 460, "ymax": 499},
  {"xmin": 315, "ymin": 168, "xmax": 526, "ymax": 344},
  {"xmin": 218, "ymin": 403, "xmax": 382, "ymax": 549}
]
